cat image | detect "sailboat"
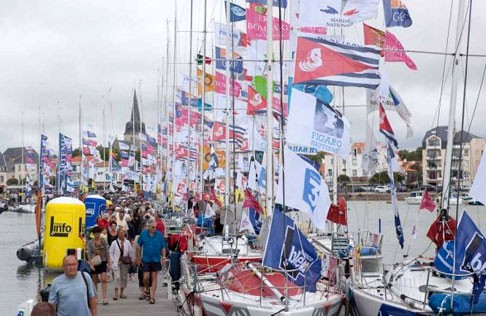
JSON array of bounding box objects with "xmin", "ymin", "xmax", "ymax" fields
[{"xmin": 348, "ymin": 0, "xmax": 486, "ymax": 315}]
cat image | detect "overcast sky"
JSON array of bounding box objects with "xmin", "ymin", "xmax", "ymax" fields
[{"xmin": 0, "ymin": 0, "xmax": 485, "ymax": 154}]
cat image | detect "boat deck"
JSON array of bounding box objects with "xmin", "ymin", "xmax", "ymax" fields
[{"xmin": 95, "ymin": 272, "xmax": 178, "ymax": 316}]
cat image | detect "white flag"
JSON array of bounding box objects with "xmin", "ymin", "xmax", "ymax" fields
[
  {"xmin": 239, "ymin": 210, "xmax": 255, "ymax": 234},
  {"xmin": 470, "ymin": 150, "xmax": 486, "ymax": 205},
  {"xmin": 287, "ymin": 88, "xmax": 351, "ymax": 159},
  {"xmin": 275, "ymin": 147, "xmax": 331, "ymax": 231}
]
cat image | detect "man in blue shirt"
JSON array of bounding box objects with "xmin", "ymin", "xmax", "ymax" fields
[
  {"xmin": 48, "ymin": 255, "xmax": 97, "ymax": 316},
  {"xmin": 136, "ymin": 218, "xmax": 167, "ymax": 304}
]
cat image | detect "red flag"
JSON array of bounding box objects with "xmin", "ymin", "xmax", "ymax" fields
[
  {"xmin": 243, "ymin": 189, "xmax": 263, "ymax": 213},
  {"xmin": 419, "ymin": 190, "xmax": 436, "ymax": 212},
  {"xmin": 326, "ymin": 197, "xmax": 347, "ymax": 225},
  {"xmin": 210, "ymin": 188, "xmax": 223, "ymax": 208},
  {"xmin": 426, "ymin": 216, "xmax": 456, "ymax": 248}
]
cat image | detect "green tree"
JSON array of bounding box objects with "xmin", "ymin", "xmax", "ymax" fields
[
  {"xmin": 72, "ymin": 147, "xmax": 81, "ymax": 157},
  {"xmin": 338, "ymin": 174, "xmax": 350, "ymax": 184},
  {"xmin": 6, "ymin": 178, "xmax": 19, "ymax": 185}
]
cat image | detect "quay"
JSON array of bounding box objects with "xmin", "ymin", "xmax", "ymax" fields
[{"xmin": 93, "ymin": 273, "xmax": 178, "ymax": 316}]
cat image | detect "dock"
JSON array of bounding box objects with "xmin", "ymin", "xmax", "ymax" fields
[{"xmin": 96, "ymin": 272, "xmax": 178, "ymax": 316}]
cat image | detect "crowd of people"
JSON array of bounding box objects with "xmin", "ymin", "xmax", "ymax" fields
[{"xmin": 45, "ymin": 197, "xmax": 168, "ymax": 316}]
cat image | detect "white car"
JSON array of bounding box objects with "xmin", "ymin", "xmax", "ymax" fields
[{"xmin": 374, "ymin": 185, "xmax": 389, "ymax": 193}]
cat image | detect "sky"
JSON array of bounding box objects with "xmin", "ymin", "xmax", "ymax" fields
[{"xmin": 0, "ymin": 0, "xmax": 485, "ymax": 154}]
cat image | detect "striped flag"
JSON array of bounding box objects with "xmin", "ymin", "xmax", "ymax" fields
[
  {"xmin": 379, "ymin": 104, "xmax": 398, "ymax": 148},
  {"xmin": 294, "ymin": 36, "xmax": 381, "ymax": 89}
]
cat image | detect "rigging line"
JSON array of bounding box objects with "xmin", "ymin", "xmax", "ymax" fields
[
  {"xmin": 404, "ymin": 50, "xmax": 486, "ymax": 58},
  {"xmin": 277, "ymin": 0, "xmax": 287, "ymax": 213},
  {"xmin": 467, "ymin": 64, "xmax": 486, "ymax": 133},
  {"xmin": 434, "ymin": 0, "xmax": 455, "ymax": 131}
]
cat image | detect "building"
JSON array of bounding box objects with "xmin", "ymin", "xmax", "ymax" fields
[
  {"xmin": 2, "ymin": 147, "xmax": 39, "ymax": 184},
  {"xmin": 422, "ymin": 126, "xmax": 486, "ymax": 188},
  {"xmin": 123, "ymin": 90, "xmax": 147, "ymax": 146}
]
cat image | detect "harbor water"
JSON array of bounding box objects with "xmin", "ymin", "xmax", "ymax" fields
[{"xmin": 1, "ymin": 200, "xmax": 485, "ymax": 315}]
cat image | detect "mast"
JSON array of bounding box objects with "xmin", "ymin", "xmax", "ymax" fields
[
  {"xmin": 79, "ymin": 95, "xmax": 83, "ymax": 193},
  {"xmin": 441, "ymin": 1, "xmax": 467, "ymax": 211},
  {"xmin": 21, "ymin": 111, "xmax": 25, "ymax": 202},
  {"xmin": 199, "ymin": 0, "xmax": 208, "ymax": 199},
  {"xmin": 224, "ymin": 0, "xmax": 231, "ymax": 208},
  {"xmin": 265, "ymin": 0, "xmax": 274, "ymax": 217},
  {"xmin": 170, "ymin": 1, "xmax": 178, "ymax": 208},
  {"xmin": 186, "ymin": 0, "xmax": 194, "ymax": 211}
]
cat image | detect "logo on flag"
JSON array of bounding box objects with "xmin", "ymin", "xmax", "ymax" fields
[
  {"xmin": 303, "ymin": 168, "xmax": 321, "ymax": 213},
  {"xmin": 419, "ymin": 190, "xmax": 436, "ymax": 212},
  {"xmin": 298, "ymin": 48, "xmax": 323, "ymax": 72},
  {"xmin": 383, "ymin": 0, "xmax": 412, "ymax": 28}
]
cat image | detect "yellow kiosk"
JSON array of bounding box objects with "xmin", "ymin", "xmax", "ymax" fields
[{"xmin": 43, "ymin": 197, "xmax": 86, "ymax": 270}]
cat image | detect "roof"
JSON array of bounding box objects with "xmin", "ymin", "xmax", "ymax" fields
[
  {"xmin": 124, "ymin": 90, "xmax": 146, "ymax": 136},
  {"xmin": 422, "ymin": 126, "xmax": 481, "ymax": 148},
  {"xmin": 3, "ymin": 147, "xmax": 39, "ymax": 172}
]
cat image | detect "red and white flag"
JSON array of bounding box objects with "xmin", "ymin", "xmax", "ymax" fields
[{"xmin": 419, "ymin": 190, "xmax": 436, "ymax": 212}]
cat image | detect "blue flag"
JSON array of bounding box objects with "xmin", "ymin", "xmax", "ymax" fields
[
  {"xmin": 248, "ymin": 207, "xmax": 262, "ymax": 234},
  {"xmin": 225, "ymin": 1, "xmax": 246, "ymax": 22},
  {"xmin": 383, "ymin": 0, "xmax": 413, "ymax": 28},
  {"xmin": 263, "ymin": 209, "xmax": 321, "ymax": 292},
  {"xmin": 215, "ymin": 47, "xmax": 244, "ymax": 74}
]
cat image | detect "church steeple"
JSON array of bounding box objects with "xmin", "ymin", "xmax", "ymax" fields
[{"xmin": 124, "ymin": 90, "xmax": 146, "ymax": 145}]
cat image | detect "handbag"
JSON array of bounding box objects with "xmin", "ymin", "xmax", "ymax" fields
[
  {"xmin": 116, "ymin": 240, "xmax": 132, "ymax": 265},
  {"xmin": 91, "ymin": 255, "xmax": 102, "ymax": 266}
]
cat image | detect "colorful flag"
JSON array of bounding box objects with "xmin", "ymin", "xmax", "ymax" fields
[
  {"xmin": 239, "ymin": 210, "xmax": 255, "ymax": 234},
  {"xmin": 215, "ymin": 47, "xmax": 244, "ymax": 74},
  {"xmin": 225, "ymin": 1, "xmax": 246, "ymax": 22},
  {"xmin": 213, "ymin": 22, "xmax": 247, "ymax": 47},
  {"xmin": 294, "ymin": 37, "xmax": 381, "ymax": 89},
  {"xmin": 248, "ymin": 207, "xmax": 262, "ymax": 234},
  {"xmin": 243, "ymin": 188, "xmax": 263, "ymax": 213},
  {"xmin": 419, "ymin": 191, "xmax": 436, "ymax": 212},
  {"xmin": 379, "ymin": 104, "xmax": 398, "ymax": 148},
  {"xmin": 275, "ymin": 146, "xmax": 331, "ymax": 231},
  {"xmin": 287, "ymin": 88, "xmax": 351, "ymax": 159},
  {"xmin": 215, "ymin": 72, "xmax": 243, "ymax": 97},
  {"xmin": 386, "ymin": 143, "xmax": 404, "ymax": 249},
  {"xmin": 246, "ymin": 4, "xmax": 290, "ymax": 40},
  {"xmin": 263, "ymin": 208, "xmax": 322, "ymax": 292},
  {"xmin": 197, "ymin": 68, "xmax": 215, "ymax": 95},
  {"xmin": 383, "ymin": 0, "xmax": 413, "ymax": 28},
  {"xmin": 299, "ymin": 0, "xmax": 379, "ymax": 28},
  {"xmin": 327, "ymin": 197, "xmax": 347, "ymax": 225}
]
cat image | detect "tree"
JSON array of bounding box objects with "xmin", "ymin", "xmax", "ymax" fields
[
  {"xmin": 398, "ymin": 147, "xmax": 423, "ymax": 161},
  {"xmin": 370, "ymin": 171, "xmax": 405, "ymax": 185},
  {"xmin": 337, "ymin": 174, "xmax": 350, "ymax": 184},
  {"xmin": 6, "ymin": 178, "xmax": 19, "ymax": 185},
  {"xmin": 72, "ymin": 147, "xmax": 81, "ymax": 157}
]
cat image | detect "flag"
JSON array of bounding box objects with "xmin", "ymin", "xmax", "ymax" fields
[
  {"xmin": 239, "ymin": 210, "xmax": 255, "ymax": 234},
  {"xmin": 225, "ymin": 1, "xmax": 246, "ymax": 22},
  {"xmin": 248, "ymin": 207, "xmax": 262, "ymax": 234},
  {"xmin": 385, "ymin": 142, "xmax": 404, "ymax": 249},
  {"xmin": 210, "ymin": 187, "xmax": 223, "ymax": 208},
  {"xmin": 383, "ymin": 0, "xmax": 412, "ymax": 28},
  {"xmin": 197, "ymin": 68, "xmax": 215, "ymax": 95},
  {"xmin": 379, "ymin": 104, "xmax": 398, "ymax": 148},
  {"xmin": 292, "ymin": 83, "xmax": 333, "ymax": 105},
  {"xmin": 242, "ymin": 189, "xmax": 263, "ymax": 213},
  {"xmin": 361, "ymin": 122, "xmax": 380, "ymax": 175},
  {"xmin": 246, "ymin": 4, "xmax": 290, "ymax": 40},
  {"xmin": 287, "ymin": 88, "xmax": 351, "ymax": 159},
  {"xmin": 263, "ymin": 209, "xmax": 322, "ymax": 292},
  {"xmin": 426, "ymin": 213, "xmax": 456, "ymax": 248},
  {"xmin": 298, "ymin": 0, "xmax": 379, "ymax": 28},
  {"xmin": 196, "ymin": 53, "xmax": 211, "ymax": 65},
  {"xmin": 294, "ymin": 37, "xmax": 381, "ymax": 89},
  {"xmin": 215, "ymin": 47, "xmax": 244, "ymax": 74},
  {"xmin": 246, "ymin": 0, "xmax": 288, "ymax": 8},
  {"xmin": 326, "ymin": 197, "xmax": 347, "ymax": 225},
  {"xmin": 419, "ymin": 191, "xmax": 436, "ymax": 212},
  {"xmin": 208, "ymin": 145, "xmax": 218, "ymax": 171},
  {"xmin": 275, "ymin": 146, "xmax": 331, "ymax": 231},
  {"xmin": 384, "ymin": 31, "xmax": 417, "ymax": 70},
  {"xmin": 470, "ymin": 150, "xmax": 486, "ymax": 205}
]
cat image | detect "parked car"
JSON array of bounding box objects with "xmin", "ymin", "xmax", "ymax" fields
[{"xmin": 374, "ymin": 185, "xmax": 390, "ymax": 193}]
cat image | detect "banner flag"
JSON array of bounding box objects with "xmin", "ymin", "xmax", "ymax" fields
[
  {"xmin": 383, "ymin": 0, "xmax": 413, "ymax": 28},
  {"xmin": 225, "ymin": 1, "xmax": 246, "ymax": 22},
  {"xmin": 263, "ymin": 208, "xmax": 322, "ymax": 292},
  {"xmin": 287, "ymin": 88, "xmax": 351, "ymax": 159},
  {"xmin": 275, "ymin": 146, "xmax": 331, "ymax": 231},
  {"xmin": 299, "ymin": 0, "xmax": 379, "ymax": 28},
  {"xmin": 294, "ymin": 37, "xmax": 381, "ymax": 89},
  {"xmin": 246, "ymin": 4, "xmax": 290, "ymax": 41}
]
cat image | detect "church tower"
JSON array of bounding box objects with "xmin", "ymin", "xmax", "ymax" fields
[{"xmin": 124, "ymin": 90, "xmax": 146, "ymax": 146}]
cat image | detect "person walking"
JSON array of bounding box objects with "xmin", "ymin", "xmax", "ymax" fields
[
  {"xmin": 109, "ymin": 227, "xmax": 133, "ymax": 300},
  {"xmin": 48, "ymin": 255, "xmax": 97, "ymax": 316},
  {"xmin": 87, "ymin": 226, "xmax": 110, "ymax": 305},
  {"xmin": 136, "ymin": 219, "xmax": 167, "ymax": 304},
  {"xmin": 31, "ymin": 302, "xmax": 56, "ymax": 316}
]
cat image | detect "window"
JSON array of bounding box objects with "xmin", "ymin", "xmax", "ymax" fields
[
  {"xmin": 0, "ymin": 176, "xmax": 3, "ymax": 182},
  {"xmin": 328, "ymin": 169, "xmax": 333, "ymax": 177},
  {"xmin": 352, "ymin": 158, "xmax": 357, "ymax": 166},
  {"xmin": 352, "ymin": 170, "xmax": 357, "ymax": 177},
  {"xmin": 428, "ymin": 137, "xmax": 441, "ymax": 147},
  {"xmin": 464, "ymin": 149, "xmax": 469, "ymax": 157}
]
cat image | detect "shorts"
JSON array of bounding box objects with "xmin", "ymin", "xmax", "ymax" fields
[
  {"xmin": 92, "ymin": 261, "xmax": 108, "ymax": 274},
  {"xmin": 142, "ymin": 261, "xmax": 162, "ymax": 273}
]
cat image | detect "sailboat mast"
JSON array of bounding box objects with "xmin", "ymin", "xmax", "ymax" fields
[
  {"xmin": 441, "ymin": 1, "xmax": 467, "ymax": 211},
  {"xmin": 265, "ymin": 0, "xmax": 274, "ymax": 217},
  {"xmin": 224, "ymin": 0, "xmax": 231, "ymax": 208},
  {"xmin": 187, "ymin": 0, "xmax": 194, "ymax": 211},
  {"xmin": 79, "ymin": 95, "xmax": 83, "ymax": 193},
  {"xmin": 21, "ymin": 111, "xmax": 25, "ymax": 201},
  {"xmin": 199, "ymin": 0, "xmax": 208, "ymax": 197},
  {"xmin": 170, "ymin": 1, "xmax": 178, "ymax": 208}
]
